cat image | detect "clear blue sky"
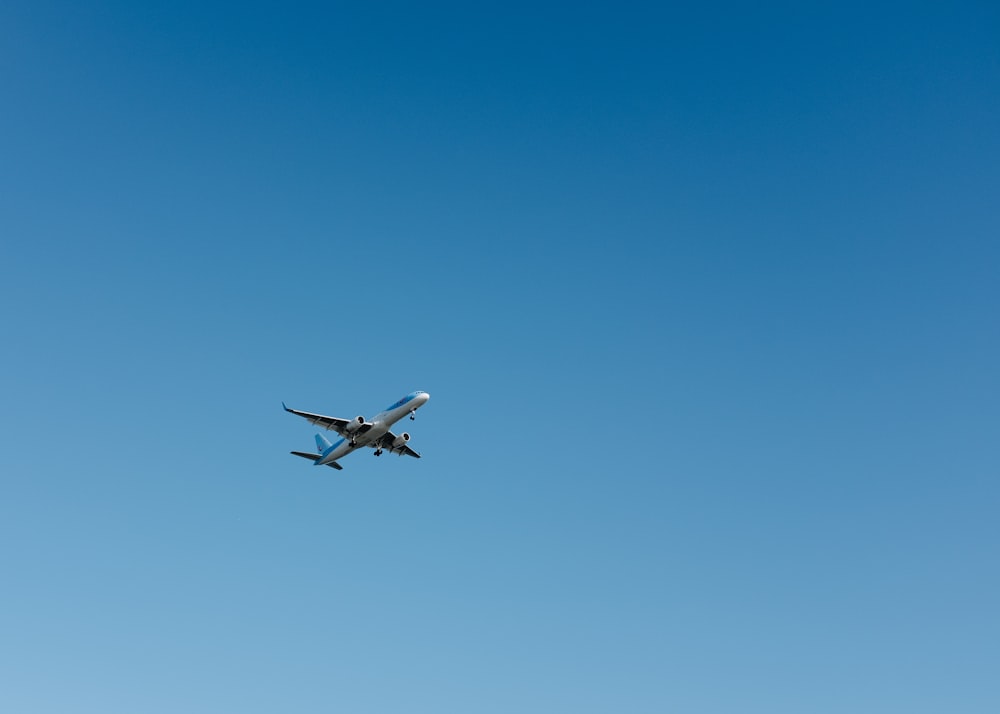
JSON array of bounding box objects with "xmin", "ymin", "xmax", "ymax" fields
[{"xmin": 2, "ymin": 2, "xmax": 998, "ymax": 712}]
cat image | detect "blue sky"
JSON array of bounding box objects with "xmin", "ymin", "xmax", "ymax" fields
[{"xmin": 1, "ymin": 2, "xmax": 998, "ymax": 712}]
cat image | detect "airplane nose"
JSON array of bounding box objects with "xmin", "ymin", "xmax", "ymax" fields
[{"xmin": 419, "ymin": 392, "xmax": 430, "ymax": 404}]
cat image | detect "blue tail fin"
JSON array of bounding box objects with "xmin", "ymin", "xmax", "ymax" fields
[{"xmin": 315, "ymin": 433, "xmax": 332, "ymax": 453}]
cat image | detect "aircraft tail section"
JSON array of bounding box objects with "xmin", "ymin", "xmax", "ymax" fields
[
  {"xmin": 290, "ymin": 450, "xmax": 344, "ymax": 470},
  {"xmin": 315, "ymin": 433, "xmax": 333, "ymax": 453}
]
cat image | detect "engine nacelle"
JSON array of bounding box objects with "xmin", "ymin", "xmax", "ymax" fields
[
  {"xmin": 391, "ymin": 433, "xmax": 410, "ymax": 448},
  {"xmin": 344, "ymin": 416, "xmax": 366, "ymax": 434}
]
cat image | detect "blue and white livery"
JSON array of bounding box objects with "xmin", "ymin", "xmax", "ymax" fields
[{"xmin": 283, "ymin": 391, "xmax": 430, "ymax": 471}]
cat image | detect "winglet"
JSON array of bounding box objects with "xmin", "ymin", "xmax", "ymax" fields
[{"xmin": 282, "ymin": 401, "xmax": 291, "ymax": 412}]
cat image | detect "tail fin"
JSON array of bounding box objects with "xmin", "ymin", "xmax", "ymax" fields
[{"xmin": 315, "ymin": 433, "xmax": 333, "ymax": 453}]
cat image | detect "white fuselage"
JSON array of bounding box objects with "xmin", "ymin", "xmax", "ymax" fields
[{"xmin": 316, "ymin": 391, "xmax": 430, "ymax": 466}]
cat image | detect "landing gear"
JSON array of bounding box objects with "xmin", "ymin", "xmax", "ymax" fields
[
  {"xmin": 374, "ymin": 448, "xmax": 383, "ymax": 457},
  {"xmin": 409, "ymin": 409, "xmax": 416, "ymax": 421}
]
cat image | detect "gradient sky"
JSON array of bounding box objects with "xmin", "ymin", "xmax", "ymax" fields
[{"xmin": 2, "ymin": 2, "xmax": 998, "ymax": 712}]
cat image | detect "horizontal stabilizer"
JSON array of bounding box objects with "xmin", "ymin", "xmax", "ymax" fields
[{"xmin": 290, "ymin": 451, "xmax": 343, "ymax": 470}]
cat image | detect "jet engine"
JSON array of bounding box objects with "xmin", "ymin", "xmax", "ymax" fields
[
  {"xmin": 391, "ymin": 433, "xmax": 410, "ymax": 448},
  {"xmin": 344, "ymin": 416, "xmax": 366, "ymax": 433}
]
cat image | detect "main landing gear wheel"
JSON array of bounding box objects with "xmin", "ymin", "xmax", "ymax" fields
[{"xmin": 374, "ymin": 449, "xmax": 383, "ymax": 456}]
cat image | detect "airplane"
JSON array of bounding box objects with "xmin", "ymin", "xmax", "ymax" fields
[{"xmin": 282, "ymin": 391, "xmax": 430, "ymax": 470}]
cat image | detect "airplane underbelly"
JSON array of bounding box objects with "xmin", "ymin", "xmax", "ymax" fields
[
  {"xmin": 364, "ymin": 425, "xmax": 388, "ymax": 443},
  {"xmin": 322, "ymin": 425, "xmax": 389, "ymax": 464}
]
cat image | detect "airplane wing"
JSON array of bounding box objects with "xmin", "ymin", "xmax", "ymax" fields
[
  {"xmin": 283, "ymin": 403, "xmax": 373, "ymax": 438},
  {"xmin": 375, "ymin": 431, "xmax": 422, "ymax": 459},
  {"xmin": 290, "ymin": 451, "xmax": 343, "ymax": 470}
]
